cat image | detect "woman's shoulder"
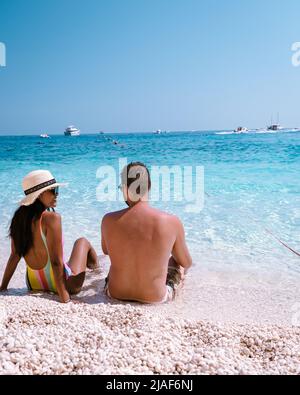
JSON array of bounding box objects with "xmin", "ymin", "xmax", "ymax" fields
[{"xmin": 42, "ymin": 211, "xmax": 62, "ymax": 228}]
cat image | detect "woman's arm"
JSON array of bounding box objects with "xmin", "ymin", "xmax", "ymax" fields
[
  {"xmin": 0, "ymin": 240, "xmax": 21, "ymax": 291},
  {"xmin": 44, "ymin": 212, "xmax": 70, "ymax": 303}
]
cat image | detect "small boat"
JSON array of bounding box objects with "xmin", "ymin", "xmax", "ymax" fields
[
  {"xmin": 234, "ymin": 127, "xmax": 248, "ymax": 134},
  {"xmin": 267, "ymin": 124, "xmax": 283, "ymax": 131},
  {"xmin": 154, "ymin": 129, "xmax": 162, "ymax": 134},
  {"xmin": 40, "ymin": 133, "xmax": 50, "ymax": 138},
  {"xmin": 64, "ymin": 125, "xmax": 80, "ymax": 136}
]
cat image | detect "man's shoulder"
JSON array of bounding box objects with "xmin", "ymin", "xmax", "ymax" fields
[
  {"xmin": 102, "ymin": 209, "xmax": 128, "ymax": 223},
  {"xmin": 151, "ymin": 208, "xmax": 181, "ymax": 225}
]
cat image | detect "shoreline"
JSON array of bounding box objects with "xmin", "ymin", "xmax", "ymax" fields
[{"xmin": 3, "ymin": 256, "xmax": 300, "ymax": 326}]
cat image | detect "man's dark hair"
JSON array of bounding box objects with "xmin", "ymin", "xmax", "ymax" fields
[{"xmin": 121, "ymin": 162, "xmax": 151, "ymax": 197}]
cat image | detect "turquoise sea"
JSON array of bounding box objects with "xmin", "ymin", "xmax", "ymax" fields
[{"xmin": 0, "ymin": 130, "xmax": 300, "ymax": 287}]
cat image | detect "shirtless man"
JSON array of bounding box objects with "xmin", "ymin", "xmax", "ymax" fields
[{"xmin": 101, "ymin": 162, "xmax": 192, "ymax": 304}]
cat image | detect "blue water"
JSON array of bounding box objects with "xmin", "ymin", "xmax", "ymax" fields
[{"xmin": 1, "ymin": 131, "xmax": 300, "ymax": 278}]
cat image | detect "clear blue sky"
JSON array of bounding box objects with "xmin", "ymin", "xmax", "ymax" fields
[{"xmin": 0, "ymin": 0, "xmax": 300, "ymax": 134}]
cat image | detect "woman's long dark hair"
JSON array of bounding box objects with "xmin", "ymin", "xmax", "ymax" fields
[{"xmin": 9, "ymin": 199, "xmax": 46, "ymax": 257}]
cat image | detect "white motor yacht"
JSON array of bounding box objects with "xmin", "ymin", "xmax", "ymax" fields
[{"xmin": 64, "ymin": 125, "xmax": 80, "ymax": 136}]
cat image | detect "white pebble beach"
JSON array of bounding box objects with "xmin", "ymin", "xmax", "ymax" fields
[{"xmin": 1, "ymin": 262, "xmax": 300, "ymax": 375}]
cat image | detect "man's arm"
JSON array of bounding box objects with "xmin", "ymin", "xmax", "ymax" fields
[
  {"xmin": 171, "ymin": 217, "xmax": 192, "ymax": 273},
  {"xmin": 101, "ymin": 215, "xmax": 109, "ymax": 255},
  {"xmin": 0, "ymin": 240, "xmax": 21, "ymax": 291}
]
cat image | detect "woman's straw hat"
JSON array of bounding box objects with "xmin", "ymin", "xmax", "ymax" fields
[{"xmin": 20, "ymin": 170, "xmax": 67, "ymax": 206}]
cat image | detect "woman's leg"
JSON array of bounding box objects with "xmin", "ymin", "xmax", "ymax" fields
[{"xmin": 66, "ymin": 238, "xmax": 98, "ymax": 294}]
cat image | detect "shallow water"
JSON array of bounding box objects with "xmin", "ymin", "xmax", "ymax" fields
[{"xmin": 0, "ymin": 131, "xmax": 300, "ymax": 314}]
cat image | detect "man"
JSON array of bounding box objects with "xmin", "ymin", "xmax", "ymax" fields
[{"xmin": 101, "ymin": 162, "xmax": 192, "ymax": 304}]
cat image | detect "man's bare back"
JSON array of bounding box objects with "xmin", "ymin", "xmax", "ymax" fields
[{"xmin": 101, "ymin": 201, "xmax": 192, "ymax": 303}]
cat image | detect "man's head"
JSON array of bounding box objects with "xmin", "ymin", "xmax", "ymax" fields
[{"xmin": 120, "ymin": 162, "xmax": 151, "ymax": 206}]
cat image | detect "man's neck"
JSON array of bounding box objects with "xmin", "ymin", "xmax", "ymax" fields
[{"xmin": 127, "ymin": 199, "xmax": 149, "ymax": 208}]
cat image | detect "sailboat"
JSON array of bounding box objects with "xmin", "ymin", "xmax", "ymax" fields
[{"xmin": 267, "ymin": 113, "xmax": 283, "ymax": 131}]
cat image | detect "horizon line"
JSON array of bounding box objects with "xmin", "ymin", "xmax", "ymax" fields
[
  {"xmin": 0, "ymin": 126, "xmax": 299, "ymax": 137},
  {"xmin": 0, "ymin": 129, "xmax": 227, "ymax": 137}
]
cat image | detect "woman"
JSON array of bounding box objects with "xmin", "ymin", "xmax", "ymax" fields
[{"xmin": 0, "ymin": 170, "xmax": 99, "ymax": 303}]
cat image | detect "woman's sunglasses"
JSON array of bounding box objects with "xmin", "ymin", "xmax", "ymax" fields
[{"xmin": 49, "ymin": 187, "xmax": 59, "ymax": 196}]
